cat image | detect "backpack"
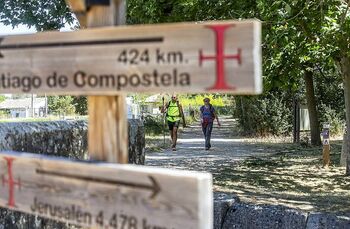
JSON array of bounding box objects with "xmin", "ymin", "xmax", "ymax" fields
[
  {"xmin": 166, "ymin": 100, "xmax": 181, "ymax": 117},
  {"xmin": 200, "ymin": 104, "xmax": 215, "ymax": 119}
]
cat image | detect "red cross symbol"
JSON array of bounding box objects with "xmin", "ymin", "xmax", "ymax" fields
[
  {"xmin": 199, "ymin": 24, "xmax": 242, "ymax": 90},
  {"xmin": 2, "ymin": 157, "xmax": 21, "ymax": 207}
]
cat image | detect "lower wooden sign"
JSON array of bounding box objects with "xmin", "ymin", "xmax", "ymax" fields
[{"xmin": 0, "ymin": 151, "xmax": 212, "ymax": 229}]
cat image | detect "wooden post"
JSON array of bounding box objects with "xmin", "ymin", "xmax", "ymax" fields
[
  {"xmin": 66, "ymin": 5, "xmax": 128, "ymax": 229},
  {"xmin": 323, "ymin": 144, "xmax": 330, "ymax": 167},
  {"xmin": 321, "ymin": 123, "xmax": 330, "ymax": 167},
  {"xmin": 88, "ymin": 96, "xmax": 127, "ymax": 162},
  {"xmin": 86, "ymin": 0, "xmax": 128, "ymax": 163},
  {"xmin": 66, "ymin": 0, "xmax": 128, "ymax": 163}
]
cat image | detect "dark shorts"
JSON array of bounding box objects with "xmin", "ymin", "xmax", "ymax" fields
[{"xmin": 168, "ymin": 120, "xmax": 180, "ymax": 130}]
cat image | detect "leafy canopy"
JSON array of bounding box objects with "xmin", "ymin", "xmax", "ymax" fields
[{"xmin": 0, "ymin": 0, "xmax": 76, "ymax": 31}]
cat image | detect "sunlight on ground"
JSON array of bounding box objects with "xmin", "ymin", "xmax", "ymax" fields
[
  {"xmin": 146, "ymin": 118, "xmax": 350, "ymax": 214},
  {"xmin": 179, "ymin": 138, "xmax": 251, "ymax": 143},
  {"xmin": 214, "ymin": 145, "xmax": 350, "ymax": 213}
]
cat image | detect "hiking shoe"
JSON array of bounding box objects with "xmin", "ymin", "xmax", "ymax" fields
[
  {"xmin": 172, "ymin": 147, "xmax": 177, "ymax": 151},
  {"xmin": 205, "ymin": 147, "xmax": 209, "ymax": 150}
]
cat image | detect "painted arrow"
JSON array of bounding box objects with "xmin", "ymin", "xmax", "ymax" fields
[
  {"xmin": 0, "ymin": 36, "xmax": 163, "ymax": 58},
  {"xmin": 36, "ymin": 168, "xmax": 161, "ymax": 199}
]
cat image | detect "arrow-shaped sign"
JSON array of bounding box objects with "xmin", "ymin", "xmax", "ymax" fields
[
  {"xmin": 0, "ymin": 151, "xmax": 212, "ymax": 229},
  {"xmin": 0, "ymin": 20, "xmax": 261, "ymax": 95},
  {"xmin": 36, "ymin": 168, "xmax": 161, "ymax": 199}
]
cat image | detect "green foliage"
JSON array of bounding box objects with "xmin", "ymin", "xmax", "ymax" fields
[
  {"xmin": 239, "ymin": 0, "xmax": 348, "ymax": 136},
  {"xmin": 0, "ymin": 110, "xmax": 10, "ymax": 118},
  {"xmin": 131, "ymin": 94, "xmax": 151, "ymax": 106},
  {"xmin": 143, "ymin": 115, "xmax": 164, "ymax": 135},
  {"xmin": 315, "ymin": 63, "xmax": 345, "ymax": 135},
  {"xmin": 127, "ymin": 0, "xmax": 258, "ymax": 24},
  {"xmin": 179, "ymin": 94, "xmax": 233, "ymax": 116},
  {"xmin": 0, "ymin": 0, "xmax": 348, "ymax": 138},
  {"xmin": 0, "ymin": 0, "xmax": 76, "ymax": 31},
  {"xmin": 215, "ymin": 105, "xmax": 235, "ymax": 116},
  {"xmin": 126, "ymin": 0, "xmax": 311, "ymax": 136},
  {"xmin": 48, "ymin": 96, "xmax": 75, "ymax": 115},
  {"xmin": 318, "ymin": 104, "xmax": 344, "ymax": 135},
  {"xmin": 235, "ymin": 92, "xmax": 292, "ymax": 136},
  {"xmin": 72, "ymin": 96, "xmax": 87, "ymax": 115},
  {"xmin": 179, "ymin": 94, "xmax": 228, "ymax": 107},
  {"xmin": 0, "ymin": 95, "xmax": 5, "ymax": 103}
]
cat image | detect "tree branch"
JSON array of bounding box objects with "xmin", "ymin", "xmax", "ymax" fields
[{"xmin": 340, "ymin": 0, "xmax": 350, "ymax": 27}]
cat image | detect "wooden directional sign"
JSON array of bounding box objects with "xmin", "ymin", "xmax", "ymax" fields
[
  {"xmin": 0, "ymin": 151, "xmax": 212, "ymax": 229},
  {"xmin": 0, "ymin": 20, "xmax": 261, "ymax": 95}
]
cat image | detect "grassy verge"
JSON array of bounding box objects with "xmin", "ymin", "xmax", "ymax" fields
[
  {"xmin": 145, "ymin": 126, "xmax": 186, "ymax": 153},
  {"xmin": 145, "ymin": 135, "xmax": 168, "ymax": 153},
  {"xmin": 214, "ymin": 141, "xmax": 350, "ymax": 214}
]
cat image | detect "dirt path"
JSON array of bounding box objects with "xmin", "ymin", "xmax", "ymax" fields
[
  {"xmin": 146, "ymin": 117, "xmax": 350, "ymax": 214},
  {"xmin": 146, "ymin": 117, "xmax": 273, "ymax": 171}
]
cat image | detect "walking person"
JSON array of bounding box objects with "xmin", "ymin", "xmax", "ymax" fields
[
  {"xmin": 161, "ymin": 94, "xmax": 186, "ymax": 151},
  {"xmin": 200, "ymin": 98, "xmax": 221, "ymax": 150}
]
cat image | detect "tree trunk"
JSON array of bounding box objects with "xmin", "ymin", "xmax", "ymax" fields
[
  {"xmin": 304, "ymin": 70, "xmax": 321, "ymax": 146},
  {"xmin": 293, "ymin": 98, "xmax": 300, "ymax": 143},
  {"xmin": 340, "ymin": 132, "xmax": 348, "ymax": 166},
  {"xmin": 339, "ymin": 56, "xmax": 350, "ymax": 175}
]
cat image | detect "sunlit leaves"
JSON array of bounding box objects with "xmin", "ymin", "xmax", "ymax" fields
[{"xmin": 0, "ymin": 0, "xmax": 76, "ymax": 31}]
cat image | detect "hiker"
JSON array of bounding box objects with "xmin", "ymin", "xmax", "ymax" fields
[
  {"xmin": 200, "ymin": 98, "xmax": 221, "ymax": 150},
  {"xmin": 161, "ymin": 94, "xmax": 186, "ymax": 151},
  {"xmin": 189, "ymin": 104, "xmax": 195, "ymax": 119}
]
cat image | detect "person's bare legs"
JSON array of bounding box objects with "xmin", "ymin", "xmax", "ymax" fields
[
  {"xmin": 169, "ymin": 130, "xmax": 174, "ymax": 146},
  {"xmin": 172, "ymin": 127, "xmax": 178, "ymax": 149}
]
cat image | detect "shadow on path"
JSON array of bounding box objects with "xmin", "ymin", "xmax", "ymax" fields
[{"xmin": 145, "ymin": 117, "xmax": 350, "ymax": 214}]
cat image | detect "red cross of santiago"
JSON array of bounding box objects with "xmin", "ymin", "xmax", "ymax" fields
[
  {"xmin": 2, "ymin": 157, "xmax": 21, "ymax": 207},
  {"xmin": 199, "ymin": 24, "xmax": 242, "ymax": 90}
]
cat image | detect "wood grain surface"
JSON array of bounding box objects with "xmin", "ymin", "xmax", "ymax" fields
[
  {"xmin": 0, "ymin": 151, "xmax": 213, "ymax": 229},
  {"xmin": 0, "ymin": 20, "xmax": 261, "ymax": 95}
]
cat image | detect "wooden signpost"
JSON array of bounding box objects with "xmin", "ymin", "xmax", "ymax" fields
[
  {"xmin": 0, "ymin": 0, "xmax": 262, "ymax": 228},
  {"xmin": 0, "ymin": 20, "xmax": 261, "ymax": 95},
  {"xmin": 0, "ymin": 151, "xmax": 212, "ymax": 228}
]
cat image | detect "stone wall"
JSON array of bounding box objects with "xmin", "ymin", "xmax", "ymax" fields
[
  {"xmin": 1, "ymin": 191, "xmax": 349, "ymax": 229},
  {"xmin": 214, "ymin": 193, "xmax": 350, "ymax": 229},
  {"xmin": 128, "ymin": 119, "xmax": 145, "ymax": 164},
  {"xmin": 0, "ymin": 119, "xmax": 145, "ymax": 163},
  {"xmin": 0, "ymin": 121, "xmax": 347, "ymax": 228},
  {"xmin": 0, "ymin": 120, "xmax": 88, "ymax": 159},
  {"xmin": 0, "ymin": 119, "xmax": 145, "ymax": 229}
]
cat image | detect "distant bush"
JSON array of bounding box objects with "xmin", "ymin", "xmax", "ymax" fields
[
  {"xmin": 318, "ymin": 104, "xmax": 345, "ymax": 136},
  {"xmin": 215, "ymin": 106, "xmax": 235, "ymax": 116},
  {"xmin": 179, "ymin": 94, "xmax": 230, "ymax": 108},
  {"xmin": 234, "ymin": 93, "xmax": 292, "ymax": 136},
  {"xmin": 143, "ymin": 115, "xmax": 164, "ymax": 135},
  {"xmin": 48, "ymin": 96, "xmax": 75, "ymax": 115},
  {"xmin": 314, "ymin": 68, "xmax": 345, "ymax": 136},
  {"xmin": 0, "ymin": 110, "xmax": 10, "ymax": 119},
  {"xmin": 179, "ymin": 94, "xmax": 233, "ymax": 116}
]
